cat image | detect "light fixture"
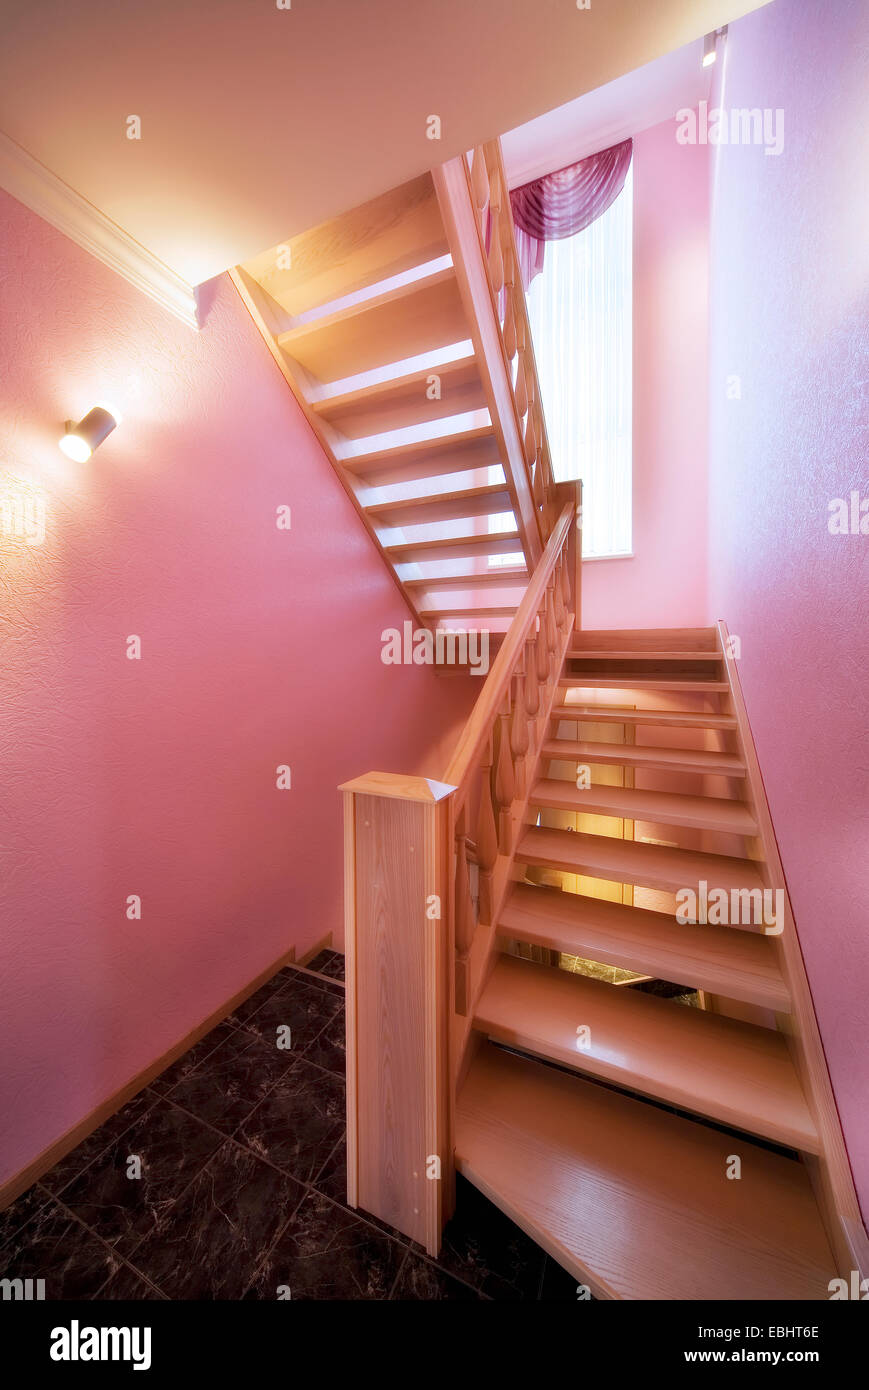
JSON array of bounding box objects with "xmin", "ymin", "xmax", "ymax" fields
[
  {"xmin": 59, "ymin": 404, "xmax": 122, "ymax": 461},
  {"xmin": 702, "ymin": 32, "xmax": 717, "ymax": 66}
]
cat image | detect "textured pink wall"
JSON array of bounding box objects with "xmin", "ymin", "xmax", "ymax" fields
[
  {"xmin": 583, "ymin": 115, "xmax": 710, "ymax": 630},
  {"xmin": 707, "ymin": 0, "xmax": 869, "ymax": 1221},
  {"xmin": 0, "ymin": 188, "xmax": 475, "ymax": 1190}
]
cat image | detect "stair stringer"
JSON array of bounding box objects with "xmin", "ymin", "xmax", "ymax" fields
[{"xmin": 717, "ymin": 619, "xmax": 869, "ymax": 1282}]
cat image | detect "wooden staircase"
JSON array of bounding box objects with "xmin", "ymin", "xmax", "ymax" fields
[
  {"xmin": 451, "ymin": 628, "xmax": 845, "ymax": 1298},
  {"xmin": 342, "ymin": 599, "xmax": 866, "ymax": 1299},
  {"xmin": 232, "ymin": 145, "xmax": 556, "ymax": 636},
  {"xmin": 263, "ymin": 139, "xmax": 865, "ymax": 1299}
]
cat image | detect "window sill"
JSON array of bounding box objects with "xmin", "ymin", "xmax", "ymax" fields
[{"xmin": 581, "ymin": 551, "xmax": 634, "ymax": 563}]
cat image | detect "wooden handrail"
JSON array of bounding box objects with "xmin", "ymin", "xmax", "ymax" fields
[{"xmin": 444, "ymin": 498, "xmax": 573, "ymax": 794}]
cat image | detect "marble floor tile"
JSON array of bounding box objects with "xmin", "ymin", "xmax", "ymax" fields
[
  {"xmin": 164, "ymin": 1027, "xmax": 295, "ymax": 1135},
  {"xmin": 243, "ymin": 1190, "xmax": 405, "ymax": 1300},
  {"xmin": 40, "ymin": 1088, "xmax": 159, "ymax": 1197},
  {"xmin": 0, "ymin": 1200, "xmax": 121, "ymax": 1300},
  {"xmin": 125, "ymin": 1139, "xmax": 306, "ymax": 1300},
  {"xmin": 231, "ymin": 974, "xmax": 342, "ymax": 1053},
  {"xmin": 57, "ymin": 1096, "xmax": 224, "ymax": 1256},
  {"xmin": 300, "ymin": 1007, "xmax": 345, "ymax": 1076},
  {"xmin": 234, "ymin": 1058, "xmax": 344, "ymax": 1184}
]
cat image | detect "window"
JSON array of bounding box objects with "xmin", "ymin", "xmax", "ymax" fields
[{"xmin": 525, "ymin": 164, "xmax": 633, "ymax": 559}]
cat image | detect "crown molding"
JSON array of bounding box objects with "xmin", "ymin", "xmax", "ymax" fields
[{"xmin": 0, "ymin": 130, "xmax": 200, "ymax": 330}]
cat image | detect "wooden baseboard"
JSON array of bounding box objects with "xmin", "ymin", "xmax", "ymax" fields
[
  {"xmin": 0, "ymin": 934, "xmax": 331, "ymax": 1211},
  {"xmin": 296, "ymin": 934, "xmax": 334, "ymax": 967}
]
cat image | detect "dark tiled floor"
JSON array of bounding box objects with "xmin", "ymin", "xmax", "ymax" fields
[{"xmin": 1, "ymin": 954, "xmax": 578, "ymax": 1300}]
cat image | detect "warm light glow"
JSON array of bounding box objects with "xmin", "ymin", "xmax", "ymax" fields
[
  {"xmin": 57, "ymin": 404, "xmax": 120, "ymax": 461},
  {"xmin": 702, "ymin": 51, "xmax": 716, "ymax": 67},
  {"xmin": 58, "ymin": 433, "xmax": 92, "ymax": 462},
  {"xmin": 703, "ymin": 32, "xmax": 717, "ymax": 66}
]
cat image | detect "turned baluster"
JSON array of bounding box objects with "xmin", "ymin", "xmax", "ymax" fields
[
  {"xmin": 536, "ymin": 610, "xmax": 550, "ymax": 684},
  {"xmin": 560, "ymin": 549, "xmax": 572, "ymax": 623},
  {"xmin": 553, "ymin": 556, "xmax": 566, "ymax": 627},
  {"xmin": 524, "ymin": 401, "xmax": 537, "ymax": 469},
  {"xmin": 454, "ymin": 822, "xmax": 475, "ymax": 958},
  {"xmin": 503, "ymin": 287, "xmax": 517, "ymax": 359},
  {"xmin": 515, "ymin": 345, "xmax": 528, "ymax": 416},
  {"xmin": 532, "ymin": 452, "xmax": 545, "ymax": 511},
  {"xmin": 494, "ymin": 703, "xmax": 515, "ymax": 855},
  {"xmin": 470, "ymin": 146, "xmax": 490, "ymax": 239},
  {"xmin": 475, "ymin": 738, "xmax": 498, "ymax": 924},
  {"xmin": 545, "ymin": 584, "xmax": 559, "ymax": 676},
  {"xmin": 453, "ymin": 805, "xmax": 475, "ymax": 1017},
  {"xmin": 524, "ymin": 636, "xmax": 540, "ymax": 720},
  {"xmin": 510, "ymin": 668, "xmax": 531, "ymax": 802},
  {"xmin": 487, "ymin": 166, "xmax": 504, "ymax": 294}
]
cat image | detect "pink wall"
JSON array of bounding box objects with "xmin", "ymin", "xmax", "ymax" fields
[
  {"xmin": 707, "ymin": 0, "xmax": 869, "ymax": 1222},
  {"xmin": 582, "ymin": 115, "xmax": 710, "ymax": 630},
  {"xmin": 0, "ymin": 188, "xmax": 475, "ymax": 1191}
]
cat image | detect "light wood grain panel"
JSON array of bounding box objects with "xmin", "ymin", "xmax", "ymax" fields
[
  {"xmin": 475, "ymin": 955, "xmax": 816, "ymax": 1150},
  {"xmin": 457, "ymin": 1045, "xmax": 834, "ymax": 1300},
  {"xmin": 499, "ymin": 881, "xmax": 789, "ymax": 1011},
  {"xmin": 541, "ymin": 737, "xmax": 745, "ymax": 778},
  {"xmin": 279, "ymin": 269, "xmax": 467, "ymax": 383},
  {"xmin": 342, "ymin": 775, "xmax": 454, "ymax": 1252},
  {"xmin": 243, "ymin": 172, "xmax": 448, "ymax": 317},
  {"xmin": 530, "ymin": 777, "xmax": 757, "ymax": 836},
  {"xmin": 516, "ymin": 825, "xmax": 765, "ymax": 897}
]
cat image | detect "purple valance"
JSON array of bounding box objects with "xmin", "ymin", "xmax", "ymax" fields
[{"xmin": 510, "ymin": 138, "xmax": 632, "ymax": 287}]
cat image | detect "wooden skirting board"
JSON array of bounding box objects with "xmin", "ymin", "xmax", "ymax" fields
[{"xmin": 0, "ymin": 934, "xmax": 331, "ymax": 1210}]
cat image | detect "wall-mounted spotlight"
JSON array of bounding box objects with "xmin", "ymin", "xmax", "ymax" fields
[
  {"xmin": 702, "ymin": 26, "xmax": 727, "ymax": 67},
  {"xmin": 59, "ymin": 404, "xmax": 122, "ymax": 462}
]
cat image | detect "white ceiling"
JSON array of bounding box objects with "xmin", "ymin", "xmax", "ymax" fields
[
  {"xmin": 0, "ymin": 0, "xmax": 769, "ymax": 286},
  {"xmin": 502, "ymin": 37, "xmax": 716, "ymax": 188}
]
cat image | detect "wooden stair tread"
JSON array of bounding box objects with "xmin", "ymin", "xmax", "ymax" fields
[
  {"xmin": 242, "ymin": 172, "xmax": 449, "ymax": 317},
  {"xmin": 277, "ymin": 265, "xmax": 468, "ymax": 383},
  {"xmin": 567, "ymin": 650, "xmax": 722, "ymax": 662},
  {"xmin": 456, "ymin": 1044, "xmax": 833, "ymax": 1299},
  {"xmin": 560, "ymin": 675, "xmax": 729, "ymax": 692},
  {"xmin": 552, "ymin": 704, "xmax": 737, "ymax": 731},
  {"xmin": 475, "ymin": 956, "xmax": 817, "ymax": 1152},
  {"xmin": 542, "ymin": 738, "xmax": 745, "ymax": 777},
  {"xmin": 530, "ymin": 777, "xmax": 757, "ymax": 835},
  {"xmin": 571, "ymin": 627, "xmax": 718, "ymax": 652},
  {"xmin": 499, "ymin": 882, "xmax": 789, "ymax": 1012},
  {"xmin": 420, "ymin": 604, "xmax": 520, "ymax": 620},
  {"xmin": 341, "ymin": 425, "xmax": 500, "ymax": 488},
  {"xmin": 405, "ymin": 567, "xmax": 527, "ymax": 591},
  {"xmin": 368, "ymin": 483, "xmax": 512, "ymax": 528},
  {"xmin": 516, "ymin": 825, "xmax": 765, "ymax": 897},
  {"xmin": 311, "ymin": 351, "xmax": 485, "ymax": 439},
  {"xmin": 386, "ymin": 532, "xmax": 522, "ymax": 564}
]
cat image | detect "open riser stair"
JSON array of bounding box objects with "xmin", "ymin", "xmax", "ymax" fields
[
  {"xmin": 284, "ymin": 137, "xmax": 865, "ymax": 1301},
  {"xmin": 232, "ymin": 145, "xmax": 561, "ymax": 635}
]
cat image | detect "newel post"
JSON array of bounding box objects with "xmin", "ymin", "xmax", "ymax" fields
[{"xmin": 340, "ymin": 771, "xmax": 456, "ymax": 1255}]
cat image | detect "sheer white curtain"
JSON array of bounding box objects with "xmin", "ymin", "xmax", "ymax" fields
[{"xmin": 526, "ymin": 165, "xmax": 633, "ymax": 558}]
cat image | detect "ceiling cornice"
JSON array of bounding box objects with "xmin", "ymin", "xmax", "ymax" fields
[{"xmin": 0, "ymin": 130, "xmax": 200, "ymax": 331}]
